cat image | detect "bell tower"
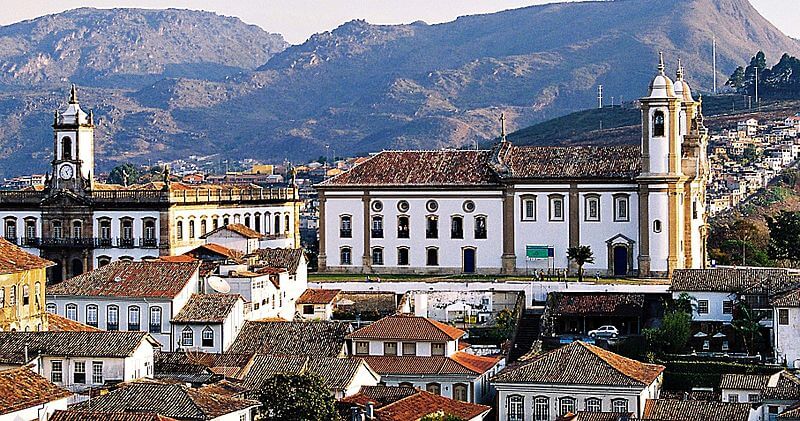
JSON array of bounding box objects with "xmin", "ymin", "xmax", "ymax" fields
[{"xmin": 51, "ymin": 84, "xmax": 95, "ymax": 192}]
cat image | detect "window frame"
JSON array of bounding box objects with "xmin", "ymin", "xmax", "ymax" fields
[
  {"xmin": 611, "ymin": 398, "xmax": 629, "ymax": 413},
  {"xmin": 202, "ymin": 326, "xmax": 214, "ymax": 348},
  {"xmin": 383, "ymin": 341, "xmax": 398, "ymax": 356},
  {"xmin": 128, "ymin": 306, "xmax": 141, "ymax": 331},
  {"xmin": 66, "ymin": 303, "xmax": 78, "ymax": 321},
  {"xmin": 107, "ymin": 305, "xmax": 119, "ymax": 330},
  {"xmin": 402, "ymin": 342, "xmax": 416, "ymax": 356},
  {"xmin": 426, "ymin": 247, "xmax": 439, "ymax": 266},
  {"xmin": 425, "ymin": 382, "xmax": 441, "ymax": 395},
  {"xmin": 653, "ymin": 110, "xmax": 666, "ymax": 137},
  {"xmin": 426, "ymin": 215, "xmax": 438, "ymax": 239},
  {"xmin": 181, "ymin": 326, "xmax": 194, "ymax": 347},
  {"xmin": 450, "ymin": 215, "xmax": 464, "ymax": 239},
  {"xmin": 548, "ymin": 194, "xmax": 565, "ymax": 222},
  {"xmin": 474, "ymin": 215, "xmax": 487, "ymax": 239},
  {"xmin": 778, "ymin": 308, "xmax": 789, "ymax": 325},
  {"xmin": 354, "ymin": 341, "xmax": 369, "ymax": 355},
  {"xmin": 453, "ymin": 383, "xmax": 469, "ymax": 402},
  {"xmin": 73, "ymin": 361, "xmax": 86, "ymax": 384},
  {"xmin": 397, "ymin": 247, "xmax": 410, "ymax": 266},
  {"xmin": 397, "ymin": 215, "xmax": 410, "ymax": 239},
  {"xmin": 431, "ymin": 342, "xmax": 445, "ymax": 356},
  {"xmin": 585, "ymin": 397, "xmax": 602, "ymax": 412},
  {"xmin": 613, "ymin": 194, "xmax": 630, "ymax": 222},
  {"xmin": 559, "ymin": 397, "xmax": 576, "ymax": 417},
  {"xmin": 507, "ymin": 394, "xmax": 524, "ymax": 421},
  {"xmin": 340, "ymin": 246, "xmax": 352, "ymax": 266},
  {"xmin": 584, "ymin": 194, "xmax": 601, "ymax": 222},
  {"xmin": 339, "ymin": 215, "xmax": 352, "ymax": 238},
  {"xmin": 86, "ymin": 304, "xmax": 98, "ymax": 327},
  {"xmin": 371, "ymin": 247, "xmax": 384, "ymax": 266},
  {"xmin": 51, "ymin": 360, "xmax": 63, "ymax": 383},
  {"xmin": 92, "ymin": 361, "xmax": 103, "ymax": 384},
  {"xmin": 697, "ymin": 300, "xmax": 709, "ymax": 315},
  {"xmin": 149, "ymin": 307, "xmax": 162, "ymax": 333},
  {"xmin": 521, "ymin": 195, "xmax": 537, "ymax": 221},
  {"xmin": 533, "ymin": 396, "xmax": 549, "ymax": 421}
]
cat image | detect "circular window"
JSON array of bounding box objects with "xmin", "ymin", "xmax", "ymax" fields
[
  {"xmin": 426, "ymin": 200, "xmax": 439, "ymax": 212},
  {"xmin": 371, "ymin": 200, "xmax": 383, "ymax": 212},
  {"xmin": 463, "ymin": 200, "xmax": 476, "ymax": 213},
  {"xmin": 397, "ymin": 200, "xmax": 410, "ymax": 213}
]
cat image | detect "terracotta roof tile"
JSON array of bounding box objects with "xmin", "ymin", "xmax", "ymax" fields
[
  {"xmin": 197, "ymin": 380, "xmax": 248, "ymax": 398},
  {"xmin": 347, "ymin": 314, "xmax": 465, "ymax": 342},
  {"xmin": 499, "ymin": 144, "xmax": 641, "ymax": 179},
  {"xmin": 450, "ymin": 352, "xmax": 503, "ymax": 374},
  {"xmin": 559, "ymin": 412, "xmax": 635, "ymax": 421},
  {"xmin": 171, "ymin": 294, "xmax": 243, "ymax": 323},
  {"xmin": 0, "ymin": 366, "xmax": 71, "ymax": 416},
  {"xmin": 0, "ymin": 237, "xmax": 54, "ymax": 275},
  {"xmin": 720, "ymin": 373, "xmax": 771, "ymax": 390},
  {"xmin": 46, "ymin": 312, "xmax": 101, "ymax": 332},
  {"xmin": 772, "ymin": 288, "xmax": 800, "ymax": 307},
  {"xmin": 297, "ymin": 288, "xmax": 341, "ymax": 304},
  {"xmin": 671, "ymin": 268, "xmax": 799, "ymax": 293},
  {"xmin": 642, "ymin": 399, "xmax": 752, "ymax": 421},
  {"xmin": 361, "ymin": 352, "xmax": 498, "ymax": 376},
  {"xmin": 227, "ymin": 320, "xmax": 350, "ymax": 357},
  {"xmin": 47, "ymin": 261, "xmax": 200, "ymax": 298},
  {"xmin": 551, "ymin": 293, "xmax": 645, "ymax": 317},
  {"xmin": 375, "ymin": 390, "xmax": 491, "ymax": 421},
  {"xmin": 200, "ymin": 224, "xmax": 262, "ymax": 240},
  {"xmin": 0, "ymin": 331, "xmax": 156, "ymax": 364},
  {"xmin": 50, "ymin": 411, "xmax": 178, "ymax": 421},
  {"xmin": 236, "ymin": 355, "xmax": 371, "ymax": 393},
  {"xmin": 186, "ymin": 244, "xmax": 244, "ymax": 262},
  {"xmin": 493, "ymin": 341, "xmax": 664, "ymax": 386},
  {"xmin": 248, "ymin": 248, "xmax": 305, "ymax": 274}
]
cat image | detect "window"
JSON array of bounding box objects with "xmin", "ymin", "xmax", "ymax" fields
[
  {"xmin": 693, "ymin": 201, "xmax": 698, "ymax": 219},
  {"xmin": 722, "ymin": 340, "xmax": 730, "ymax": 351},
  {"xmin": 585, "ymin": 397, "xmax": 602, "ymax": 412},
  {"xmin": 355, "ymin": 341, "xmax": 369, "ymax": 355},
  {"xmin": 723, "ymin": 300, "xmax": 734, "ymax": 315},
  {"xmin": 239, "ymin": 414, "xmax": 246, "ymax": 421},
  {"xmin": 703, "ymin": 340, "xmax": 710, "ymax": 350},
  {"xmin": 397, "ymin": 216, "xmax": 410, "ymax": 238},
  {"xmin": 99, "ymin": 219, "xmax": 111, "ymax": 245},
  {"xmin": 453, "ymin": 383, "xmax": 468, "ymax": 402},
  {"xmin": 384, "ymin": 342, "xmax": 397, "ymax": 356},
  {"xmin": 559, "ymin": 397, "xmax": 576, "ymax": 416},
  {"xmin": 92, "ymin": 361, "xmax": 103, "ymax": 384},
  {"xmin": 303, "ymin": 304, "xmax": 314, "ymax": 315},
  {"xmin": 450, "ymin": 216, "xmax": 464, "ymax": 239},
  {"xmin": 9, "ymin": 286, "xmax": 16, "ymax": 306},
  {"xmin": 585, "ymin": 195, "xmax": 600, "ymax": 221},
  {"xmin": 72, "ymin": 220, "xmax": 82, "ymax": 238},
  {"xmin": 522, "ymin": 196, "xmax": 537, "ymax": 221},
  {"xmin": 371, "ymin": 248, "xmax": 384, "ymax": 265},
  {"xmin": 51, "ymin": 360, "xmax": 63, "ymax": 383},
  {"xmin": 611, "ymin": 398, "xmax": 628, "ymax": 412},
  {"xmin": 66, "ymin": 303, "xmax": 78, "ymax": 321},
  {"xmin": 339, "ymin": 215, "xmax": 352, "ymax": 238},
  {"xmin": 244, "ymin": 215, "xmax": 251, "ymax": 228},
  {"xmin": 549, "ymin": 195, "xmax": 565, "ymax": 221},
  {"xmin": 426, "ymin": 382, "xmax": 441, "ymax": 395},
  {"xmin": 653, "ymin": 219, "xmax": 662, "ymax": 233},
  {"xmin": 340, "ymin": 247, "xmax": 352, "ymax": 265},
  {"xmin": 284, "ymin": 215, "xmax": 290, "ymax": 233},
  {"xmin": 399, "ymin": 382, "xmax": 414, "ymax": 388},
  {"xmin": 426, "ymin": 247, "xmax": 438, "ymax": 266},
  {"xmin": 107, "ymin": 305, "xmax": 119, "ymax": 330},
  {"xmin": 397, "ymin": 247, "xmax": 409, "ymax": 266},
  {"xmin": 25, "ymin": 219, "xmax": 36, "ymax": 241},
  {"xmin": 74, "ymin": 361, "xmax": 86, "ymax": 384},
  {"xmin": 121, "ymin": 219, "xmax": 133, "ymax": 240},
  {"xmin": 474, "ymin": 216, "xmax": 487, "ymax": 239},
  {"xmin": 52, "ymin": 221, "xmax": 63, "ymax": 239},
  {"xmin": 533, "ymin": 396, "xmax": 549, "ymax": 421},
  {"xmin": 748, "ymin": 394, "xmax": 761, "ymax": 403},
  {"xmin": 46, "ymin": 303, "xmax": 56, "ymax": 313},
  {"xmin": 4, "ymin": 219, "xmax": 16, "ymax": 240},
  {"xmin": 144, "ymin": 220, "xmax": 156, "ymax": 240},
  {"xmin": 22, "ymin": 285, "xmax": 29, "ymax": 306},
  {"xmin": 402, "ymin": 342, "xmax": 416, "ymax": 356},
  {"xmin": 86, "ymin": 305, "xmax": 98, "ymax": 327},
  {"xmin": 728, "ymin": 394, "xmax": 739, "ymax": 403},
  {"xmin": 614, "ymin": 195, "xmax": 630, "ymax": 222},
  {"xmin": 779, "ymin": 308, "xmax": 789, "ymax": 325},
  {"xmin": 697, "ymin": 300, "xmax": 709, "ymax": 315},
  {"xmin": 426, "ymin": 216, "xmax": 438, "ymax": 238},
  {"xmin": 128, "ymin": 306, "xmax": 141, "ymax": 331},
  {"xmin": 202, "ymin": 326, "xmax": 214, "ymax": 347},
  {"xmin": 371, "ymin": 216, "xmax": 383, "ymax": 238},
  {"xmin": 431, "ymin": 342, "xmax": 445, "ymax": 356},
  {"xmin": 507, "ymin": 395, "xmax": 524, "ymax": 421},
  {"xmin": 653, "ymin": 110, "xmax": 665, "ymax": 137},
  {"xmin": 189, "ymin": 220, "xmax": 196, "ymax": 238},
  {"xmin": 181, "ymin": 326, "xmax": 194, "ymax": 347},
  {"xmin": 426, "ymin": 200, "xmax": 439, "ymax": 212},
  {"xmin": 176, "ymin": 220, "xmax": 184, "ymax": 240},
  {"xmin": 150, "ymin": 307, "xmax": 162, "ymax": 333}
]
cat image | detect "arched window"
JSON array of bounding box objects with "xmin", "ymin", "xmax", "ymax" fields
[
  {"xmin": 585, "ymin": 194, "xmax": 601, "ymax": 222},
  {"xmin": 149, "ymin": 307, "xmax": 162, "ymax": 333},
  {"xmin": 653, "ymin": 110, "xmax": 665, "ymax": 137},
  {"xmin": 585, "ymin": 397, "xmax": 602, "ymax": 412},
  {"xmin": 284, "ymin": 214, "xmax": 290, "ymax": 233},
  {"xmin": 339, "ymin": 215, "xmax": 351, "ymax": 238},
  {"xmin": 181, "ymin": 326, "xmax": 194, "ymax": 347},
  {"xmin": 46, "ymin": 303, "xmax": 56, "ymax": 313},
  {"xmin": 223, "ymin": 215, "xmax": 230, "ymax": 226},
  {"xmin": 189, "ymin": 219, "xmax": 196, "ymax": 239},
  {"xmin": 4, "ymin": 218, "xmax": 17, "ymax": 241},
  {"xmin": 425, "ymin": 382, "xmax": 441, "ymax": 395},
  {"xmin": 371, "ymin": 247, "xmax": 384, "ymax": 265},
  {"xmin": 397, "ymin": 247, "xmax": 409, "ymax": 266},
  {"xmin": 212, "ymin": 216, "xmax": 220, "ymax": 230},
  {"xmin": 371, "ymin": 216, "xmax": 383, "ymax": 238},
  {"xmin": 107, "ymin": 305, "xmax": 120, "ymax": 330},
  {"xmin": 507, "ymin": 395, "xmax": 524, "ymax": 421},
  {"xmin": 22, "ymin": 285, "xmax": 29, "ymax": 306},
  {"xmin": 453, "ymin": 383, "xmax": 468, "ymax": 402},
  {"xmin": 426, "ymin": 216, "xmax": 438, "ymax": 239},
  {"xmin": 86, "ymin": 304, "xmax": 98, "ymax": 327},
  {"xmin": 533, "ymin": 396, "xmax": 549, "ymax": 421},
  {"xmin": 254, "ymin": 213, "xmax": 261, "ymax": 233},
  {"xmin": 397, "ymin": 215, "xmax": 409, "ymax": 238},
  {"xmin": 273, "ymin": 214, "xmax": 281, "ymax": 234},
  {"xmin": 549, "ymin": 194, "xmax": 565, "ymax": 221},
  {"xmin": 244, "ymin": 215, "xmax": 251, "ymax": 228},
  {"xmin": 340, "ymin": 247, "xmax": 352, "ymax": 265},
  {"xmin": 52, "ymin": 221, "xmax": 63, "ymax": 239},
  {"xmin": 128, "ymin": 306, "xmax": 141, "ymax": 331},
  {"xmin": 611, "ymin": 398, "xmax": 629, "ymax": 413},
  {"xmin": 202, "ymin": 326, "xmax": 214, "ymax": 347},
  {"xmin": 653, "ymin": 219, "xmax": 663, "ymax": 233},
  {"xmin": 61, "ymin": 137, "xmax": 72, "ymax": 160},
  {"xmin": 451, "ymin": 216, "xmax": 464, "ymax": 239},
  {"xmin": 200, "ymin": 219, "xmax": 207, "ymax": 236},
  {"xmin": 71, "ymin": 220, "xmax": 82, "ymax": 238},
  {"xmin": 233, "ymin": 214, "xmax": 241, "ymax": 224},
  {"xmin": 66, "ymin": 303, "xmax": 78, "ymax": 321},
  {"xmin": 559, "ymin": 397, "xmax": 576, "ymax": 416},
  {"xmin": 426, "ymin": 247, "xmax": 439, "ymax": 266},
  {"xmin": 176, "ymin": 220, "xmax": 184, "ymax": 240},
  {"xmin": 143, "ymin": 219, "xmax": 156, "ymax": 240},
  {"xmin": 98, "ymin": 218, "xmax": 112, "ymax": 245},
  {"xmin": 474, "ymin": 215, "xmax": 487, "ymax": 239}
]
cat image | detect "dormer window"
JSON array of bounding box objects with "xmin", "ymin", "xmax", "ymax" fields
[{"xmin": 653, "ymin": 111, "xmax": 665, "ymax": 137}]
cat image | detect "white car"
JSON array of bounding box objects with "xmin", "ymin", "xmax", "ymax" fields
[{"xmin": 588, "ymin": 325, "xmax": 619, "ymax": 339}]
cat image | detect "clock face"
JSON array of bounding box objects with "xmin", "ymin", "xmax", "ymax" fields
[{"xmin": 59, "ymin": 165, "xmax": 74, "ymax": 180}]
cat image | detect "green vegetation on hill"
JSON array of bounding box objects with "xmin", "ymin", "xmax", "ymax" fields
[{"xmin": 727, "ymin": 52, "xmax": 800, "ymax": 99}]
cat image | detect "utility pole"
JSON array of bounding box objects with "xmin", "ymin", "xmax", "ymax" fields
[
  {"xmin": 712, "ymin": 36, "xmax": 718, "ymax": 95},
  {"xmin": 597, "ymin": 85, "xmax": 603, "ymax": 109}
]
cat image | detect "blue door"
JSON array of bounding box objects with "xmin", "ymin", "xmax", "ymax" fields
[
  {"xmin": 613, "ymin": 246, "xmax": 628, "ymax": 276},
  {"xmin": 463, "ymin": 248, "xmax": 476, "ymax": 273}
]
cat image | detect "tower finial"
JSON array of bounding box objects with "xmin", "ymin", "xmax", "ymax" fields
[
  {"xmin": 69, "ymin": 84, "xmax": 78, "ymax": 104},
  {"xmin": 500, "ymin": 113, "xmax": 507, "ymax": 142},
  {"xmin": 676, "ymin": 58, "xmax": 684, "ymax": 80},
  {"xmin": 658, "ymin": 52, "xmax": 665, "ymax": 75}
]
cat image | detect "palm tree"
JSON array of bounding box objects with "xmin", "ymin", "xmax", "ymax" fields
[
  {"xmin": 567, "ymin": 245, "xmax": 595, "ymax": 283},
  {"xmin": 731, "ymin": 301, "xmax": 765, "ymax": 355}
]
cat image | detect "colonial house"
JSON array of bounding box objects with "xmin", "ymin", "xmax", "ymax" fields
[
  {"xmin": 0, "ymin": 237, "xmax": 54, "ymax": 332},
  {"xmin": 341, "ymin": 385, "xmax": 492, "ymax": 421},
  {"xmin": 772, "ymin": 287, "xmax": 800, "ymax": 368},
  {"xmin": 0, "ymin": 366, "xmax": 71, "ymax": 420},
  {"xmin": 227, "ymin": 319, "xmax": 351, "ymax": 358},
  {"xmin": 50, "ymin": 411, "xmax": 180, "ymax": 421},
  {"xmin": 721, "ymin": 370, "xmax": 800, "ymax": 420},
  {"xmin": 296, "ymin": 288, "xmax": 341, "ymax": 320},
  {"xmin": 0, "ymin": 86, "xmax": 300, "ymax": 281},
  {"xmin": 346, "ymin": 314, "xmax": 503, "ymax": 404},
  {"xmin": 200, "ymin": 224, "xmax": 269, "ymax": 254},
  {"xmin": 492, "ymin": 341, "xmax": 664, "ymax": 420},
  {"xmin": 46, "ymin": 261, "xmax": 201, "ymax": 350},
  {"xmin": 0, "ymin": 331, "xmax": 159, "ymax": 393},
  {"xmin": 316, "ymin": 57, "xmax": 709, "ymax": 277},
  {"xmin": 170, "ymin": 294, "xmax": 246, "ymax": 353}
]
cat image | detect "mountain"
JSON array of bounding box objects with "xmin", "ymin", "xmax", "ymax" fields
[{"xmin": 0, "ymin": 0, "xmax": 798, "ymax": 177}]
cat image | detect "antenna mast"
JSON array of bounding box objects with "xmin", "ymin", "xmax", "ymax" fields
[
  {"xmin": 712, "ymin": 36, "xmax": 717, "ymax": 95},
  {"xmin": 597, "ymin": 85, "xmax": 603, "ymax": 109}
]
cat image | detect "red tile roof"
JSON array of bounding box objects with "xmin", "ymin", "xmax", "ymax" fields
[
  {"xmin": 347, "ymin": 314, "xmax": 465, "ymax": 342},
  {"xmin": 186, "ymin": 243, "xmax": 244, "ymax": 262},
  {"xmin": 773, "ymin": 288, "xmax": 800, "ymax": 307},
  {"xmin": 46, "ymin": 312, "xmax": 101, "ymax": 332},
  {"xmin": 349, "ymin": 388, "xmax": 491, "ymax": 421},
  {"xmin": 550, "ymin": 293, "xmax": 645, "ymax": 317},
  {"xmin": 171, "ymin": 294, "xmax": 243, "ymax": 323},
  {"xmin": 498, "ymin": 144, "xmax": 642, "ymax": 180},
  {"xmin": 0, "ymin": 366, "xmax": 71, "ymax": 415},
  {"xmin": 201, "ymin": 224, "xmax": 262, "ymax": 240},
  {"xmin": 642, "ymin": 399, "xmax": 752, "ymax": 421},
  {"xmin": 297, "ymin": 288, "xmax": 341, "ymax": 304},
  {"xmin": 0, "ymin": 237, "xmax": 54, "ymax": 275},
  {"xmin": 361, "ymin": 352, "xmax": 500, "ymax": 376},
  {"xmin": 249, "ymin": 248, "xmax": 305, "ymax": 275},
  {"xmin": 50, "ymin": 411, "xmax": 179, "ymax": 421},
  {"xmin": 47, "ymin": 261, "xmax": 200, "ymax": 298}
]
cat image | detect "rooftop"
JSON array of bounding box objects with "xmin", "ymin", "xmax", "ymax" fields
[
  {"xmin": 642, "ymin": 399, "xmax": 752, "ymax": 421},
  {"xmin": 200, "ymin": 224, "xmax": 262, "ymax": 240},
  {"xmin": 671, "ymin": 268, "xmax": 798, "ymax": 293},
  {"xmin": 0, "ymin": 366, "xmax": 71, "ymax": 416},
  {"xmin": 342, "ymin": 386, "xmax": 491, "ymax": 421},
  {"xmin": 550, "ymin": 292, "xmax": 645, "ymax": 317},
  {"xmin": 0, "ymin": 331, "xmax": 157, "ymax": 364},
  {"xmin": 50, "ymin": 411, "xmax": 179, "ymax": 421},
  {"xmin": 347, "ymin": 314, "xmax": 465, "ymax": 342},
  {"xmin": 227, "ymin": 320, "xmax": 350, "ymax": 358},
  {"xmin": 497, "ymin": 144, "xmax": 642, "ymax": 180},
  {"xmin": 171, "ymin": 294, "xmax": 243, "ymax": 324},
  {"xmin": 361, "ymin": 352, "xmax": 501, "ymax": 376},
  {"xmin": 0, "ymin": 237, "xmax": 53, "ymax": 275},
  {"xmin": 248, "ymin": 247, "xmax": 306, "ymax": 275},
  {"xmin": 46, "ymin": 312, "xmax": 101, "ymax": 332},
  {"xmin": 297, "ymin": 288, "xmax": 341, "ymax": 305},
  {"xmin": 47, "ymin": 261, "xmax": 200, "ymax": 298}
]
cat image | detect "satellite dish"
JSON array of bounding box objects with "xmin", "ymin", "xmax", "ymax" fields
[{"xmin": 207, "ymin": 276, "xmax": 231, "ymax": 293}]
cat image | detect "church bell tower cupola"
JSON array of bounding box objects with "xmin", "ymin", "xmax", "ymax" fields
[
  {"xmin": 640, "ymin": 53, "xmax": 682, "ymax": 176},
  {"xmin": 51, "ymin": 84, "xmax": 95, "ymax": 192}
]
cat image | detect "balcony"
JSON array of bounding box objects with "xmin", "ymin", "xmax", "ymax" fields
[
  {"xmin": 117, "ymin": 238, "xmax": 135, "ymax": 249},
  {"xmin": 371, "ymin": 229, "xmax": 384, "ymax": 239},
  {"xmin": 340, "ymin": 229, "xmax": 352, "ymax": 238},
  {"xmin": 98, "ymin": 237, "xmax": 112, "ymax": 248},
  {"xmin": 140, "ymin": 238, "xmax": 158, "ymax": 248},
  {"xmin": 128, "ymin": 324, "xmax": 141, "ymax": 332},
  {"xmin": 38, "ymin": 237, "xmax": 99, "ymax": 248}
]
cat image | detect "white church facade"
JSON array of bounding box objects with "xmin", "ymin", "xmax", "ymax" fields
[{"xmin": 316, "ymin": 57, "xmax": 709, "ymax": 277}]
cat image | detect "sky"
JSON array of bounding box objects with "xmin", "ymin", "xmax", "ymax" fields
[{"xmin": 0, "ymin": 0, "xmax": 796, "ymax": 45}]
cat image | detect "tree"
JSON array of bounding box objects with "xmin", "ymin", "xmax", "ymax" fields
[
  {"xmin": 566, "ymin": 245, "xmax": 594, "ymax": 282},
  {"xmin": 726, "ymin": 66, "xmax": 745, "ymax": 89},
  {"xmin": 108, "ymin": 163, "xmax": 140, "ymax": 186},
  {"xmin": 420, "ymin": 413, "xmax": 466, "ymax": 421},
  {"xmin": 644, "ymin": 309, "xmax": 692, "ymax": 355},
  {"xmin": 255, "ymin": 373, "xmax": 339, "ymax": 421},
  {"xmin": 491, "ymin": 308, "xmax": 515, "ymax": 341},
  {"xmin": 766, "ymin": 211, "xmax": 800, "ymax": 267},
  {"xmin": 731, "ymin": 301, "xmax": 765, "ymax": 355}
]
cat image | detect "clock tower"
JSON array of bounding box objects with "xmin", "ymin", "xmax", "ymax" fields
[{"xmin": 50, "ymin": 84, "xmax": 95, "ymax": 193}]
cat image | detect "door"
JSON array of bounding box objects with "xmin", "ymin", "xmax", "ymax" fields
[
  {"xmin": 463, "ymin": 248, "xmax": 476, "ymax": 273},
  {"xmin": 613, "ymin": 246, "xmax": 628, "ymax": 276}
]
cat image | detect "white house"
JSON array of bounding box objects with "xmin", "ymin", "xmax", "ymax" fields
[
  {"xmin": 46, "ymin": 261, "xmax": 201, "ymax": 351},
  {"xmin": 721, "ymin": 370, "xmax": 800, "ymax": 420},
  {"xmin": 0, "ymin": 331, "xmax": 159, "ymax": 394},
  {"xmin": 296, "ymin": 288, "xmax": 341, "ymax": 320},
  {"xmin": 772, "ymin": 288, "xmax": 800, "ymax": 369},
  {"xmin": 0, "ymin": 366, "xmax": 71, "ymax": 421},
  {"xmin": 493, "ymin": 341, "xmax": 664, "ymax": 420},
  {"xmin": 346, "ymin": 314, "xmax": 503, "ymax": 404},
  {"xmin": 200, "ymin": 224, "xmax": 262, "ymax": 254},
  {"xmin": 170, "ymin": 294, "xmax": 246, "ymax": 353},
  {"xmin": 316, "ymin": 57, "xmax": 709, "ymax": 278}
]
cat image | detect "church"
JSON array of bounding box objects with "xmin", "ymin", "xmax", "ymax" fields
[
  {"xmin": 0, "ymin": 86, "xmax": 301, "ymax": 282},
  {"xmin": 316, "ymin": 56, "xmax": 709, "ymax": 277}
]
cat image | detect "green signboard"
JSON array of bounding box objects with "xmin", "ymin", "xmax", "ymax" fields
[{"xmin": 526, "ymin": 245, "xmax": 553, "ymax": 259}]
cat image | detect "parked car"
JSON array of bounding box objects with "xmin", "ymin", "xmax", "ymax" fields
[{"xmin": 588, "ymin": 325, "xmax": 619, "ymax": 339}]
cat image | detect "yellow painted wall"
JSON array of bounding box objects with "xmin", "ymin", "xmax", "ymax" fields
[{"xmin": 0, "ymin": 267, "xmax": 48, "ymax": 331}]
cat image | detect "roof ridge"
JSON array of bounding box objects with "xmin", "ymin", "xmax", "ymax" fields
[{"xmin": 578, "ymin": 341, "xmax": 657, "ymax": 385}]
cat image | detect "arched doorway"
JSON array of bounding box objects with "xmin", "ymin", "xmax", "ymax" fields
[
  {"xmin": 70, "ymin": 258, "xmax": 84, "ymax": 278},
  {"xmin": 462, "ymin": 248, "xmax": 476, "ymax": 274},
  {"xmin": 613, "ymin": 246, "xmax": 628, "ymax": 276}
]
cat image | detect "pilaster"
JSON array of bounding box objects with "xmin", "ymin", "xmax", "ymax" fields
[
  {"xmin": 317, "ymin": 191, "xmax": 327, "ymax": 271},
  {"xmin": 500, "ymin": 187, "xmax": 516, "ymax": 274}
]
